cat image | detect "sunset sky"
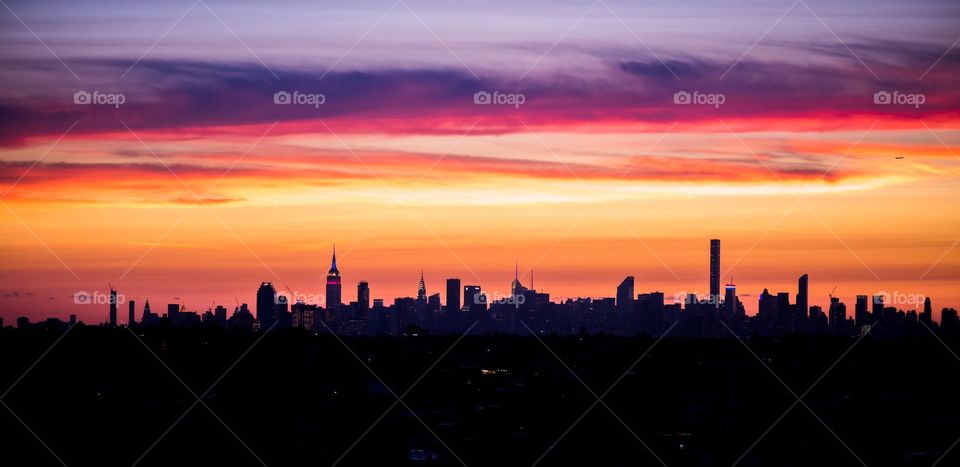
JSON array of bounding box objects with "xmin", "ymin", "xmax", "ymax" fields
[{"xmin": 1, "ymin": 0, "xmax": 959, "ymax": 323}]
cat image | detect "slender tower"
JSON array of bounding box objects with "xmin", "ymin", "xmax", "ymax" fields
[
  {"xmin": 797, "ymin": 274, "xmax": 809, "ymax": 320},
  {"xmin": 326, "ymin": 245, "xmax": 342, "ymax": 310},
  {"xmin": 710, "ymin": 239, "xmax": 721, "ymax": 305},
  {"xmin": 109, "ymin": 286, "xmax": 118, "ymax": 326}
]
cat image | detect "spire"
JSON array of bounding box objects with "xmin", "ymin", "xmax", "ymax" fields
[
  {"xmin": 417, "ymin": 269, "xmax": 427, "ymax": 301},
  {"xmin": 328, "ymin": 244, "xmax": 339, "ymax": 275},
  {"xmin": 515, "ymin": 260, "xmax": 519, "ymax": 281}
]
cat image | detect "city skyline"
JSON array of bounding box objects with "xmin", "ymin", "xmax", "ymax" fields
[
  {"xmin": 7, "ymin": 239, "xmax": 954, "ymax": 327},
  {"xmin": 2, "ymin": 1, "xmax": 959, "ymax": 325}
]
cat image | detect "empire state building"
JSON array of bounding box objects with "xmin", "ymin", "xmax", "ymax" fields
[{"xmin": 326, "ymin": 246, "xmax": 342, "ymax": 310}]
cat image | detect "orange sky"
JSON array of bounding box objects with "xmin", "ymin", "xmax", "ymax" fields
[{"xmin": 2, "ymin": 123, "xmax": 958, "ymax": 323}]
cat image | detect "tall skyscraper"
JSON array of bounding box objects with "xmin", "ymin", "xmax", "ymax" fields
[
  {"xmin": 417, "ymin": 270, "xmax": 428, "ymax": 303},
  {"xmin": 446, "ymin": 278, "xmax": 461, "ymax": 313},
  {"xmin": 128, "ymin": 300, "xmax": 136, "ymax": 326},
  {"xmin": 358, "ymin": 281, "xmax": 370, "ymax": 314},
  {"xmin": 872, "ymin": 294, "xmax": 884, "ymax": 320},
  {"xmin": 326, "ymin": 246, "xmax": 342, "ymax": 310},
  {"xmin": 829, "ymin": 297, "xmax": 846, "ymax": 329},
  {"xmin": 256, "ymin": 282, "xmax": 277, "ymax": 329},
  {"xmin": 710, "ymin": 239, "xmax": 720, "ymax": 305},
  {"xmin": 855, "ymin": 295, "xmax": 869, "ymax": 327},
  {"xmin": 797, "ymin": 274, "xmax": 808, "ymax": 320},
  {"xmin": 921, "ymin": 297, "xmax": 933, "ymax": 325},
  {"xmin": 464, "ymin": 285, "xmax": 482, "ymax": 311},
  {"xmin": 724, "ymin": 281, "xmax": 739, "ymax": 318},
  {"xmin": 109, "ymin": 287, "xmax": 118, "ymax": 326},
  {"xmin": 616, "ymin": 276, "xmax": 634, "ymax": 315}
]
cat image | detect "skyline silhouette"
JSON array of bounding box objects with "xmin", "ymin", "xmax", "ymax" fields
[{"xmin": 10, "ymin": 239, "xmax": 957, "ymax": 340}]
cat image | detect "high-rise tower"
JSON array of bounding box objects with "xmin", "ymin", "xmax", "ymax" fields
[
  {"xmin": 797, "ymin": 274, "xmax": 809, "ymax": 320},
  {"xmin": 108, "ymin": 286, "xmax": 118, "ymax": 326},
  {"xmin": 616, "ymin": 276, "xmax": 634, "ymax": 315},
  {"xmin": 446, "ymin": 278, "xmax": 461, "ymax": 313},
  {"xmin": 710, "ymin": 239, "xmax": 721, "ymax": 305},
  {"xmin": 417, "ymin": 270, "xmax": 427, "ymax": 302},
  {"xmin": 326, "ymin": 246, "xmax": 342, "ymax": 309},
  {"xmin": 256, "ymin": 282, "xmax": 277, "ymax": 328}
]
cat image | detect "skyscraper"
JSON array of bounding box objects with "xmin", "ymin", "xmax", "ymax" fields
[
  {"xmin": 128, "ymin": 300, "xmax": 136, "ymax": 326},
  {"xmin": 724, "ymin": 281, "xmax": 740, "ymax": 318},
  {"xmin": 464, "ymin": 285, "xmax": 483, "ymax": 312},
  {"xmin": 921, "ymin": 297, "xmax": 933, "ymax": 325},
  {"xmin": 616, "ymin": 276, "xmax": 634, "ymax": 315},
  {"xmin": 855, "ymin": 295, "xmax": 869, "ymax": 327},
  {"xmin": 446, "ymin": 278, "xmax": 461, "ymax": 313},
  {"xmin": 417, "ymin": 270, "xmax": 428, "ymax": 303},
  {"xmin": 358, "ymin": 281, "xmax": 370, "ymax": 314},
  {"xmin": 326, "ymin": 246, "xmax": 342, "ymax": 310},
  {"xmin": 829, "ymin": 297, "xmax": 846, "ymax": 329},
  {"xmin": 797, "ymin": 274, "xmax": 808, "ymax": 320},
  {"xmin": 256, "ymin": 282, "xmax": 277, "ymax": 329},
  {"xmin": 710, "ymin": 239, "xmax": 720, "ymax": 305},
  {"xmin": 109, "ymin": 287, "xmax": 118, "ymax": 326},
  {"xmin": 872, "ymin": 294, "xmax": 884, "ymax": 321}
]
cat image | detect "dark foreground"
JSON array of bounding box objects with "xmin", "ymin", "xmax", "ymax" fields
[{"xmin": 1, "ymin": 326, "xmax": 958, "ymax": 466}]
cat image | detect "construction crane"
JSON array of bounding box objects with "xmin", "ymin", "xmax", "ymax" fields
[{"xmin": 829, "ymin": 284, "xmax": 838, "ymax": 300}]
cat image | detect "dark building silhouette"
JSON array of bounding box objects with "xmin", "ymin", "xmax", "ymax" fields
[
  {"xmin": 921, "ymin": 297, "xmax": 933, "ymax": 325},
  {"xmin": 872, "ymin": 294, "xmax": 884, "ymax": 320},
  {"xmin": 358, "ymin": 281, "xmax": 370, "ymax": 314},
  {"xmin": 256, "ymin": 282, "xmax": 278, "ymax": 328},
  {"xmin": 109, "ymin": 287, "xmax": 118, "ymax": 326},
  {"xmin": 417, "ymin": 270, "xmax": 428, "ymax": 303},
  {"xmin": 829, "ymin": 297, "xmax": 847, "ymax": 331},
  {"xmin": 128, "ymin": 300, "xmax": 136, "ymax": 326},
  {"xmin": 214, "ymin": 305, "xmax": 228, "ymax": 325},
  {"xmin": 616, "ymin": 276, "xmax": 634, "ymax": 315},
  {"xmin": 446, "ymin": 278, "xmax": 461, "ymax": 313},
  {"xmin": 942, "ymin": 308, "xmax": 958, "ymax": 331},
  {"xmin": 141, "ymin": 298, "xmax": 159, "ymax": 326},
  {"xmin": 464, "ymin": 285, "xmax": 484, "ymax": 316},
  {"xmin": 229, "ymin": 303, "xmax": 254, "ymax": 331},
  {"xmin": 855, "ymin": 295, "xmax": 869, "ymax": 327},
  {"xmin": 710, "ymin": 239, "xmax": 720, "ymax": 304},
  {"xmin": 797, "ymin": 274, "xmax": 808, "ymax": 320},
  {"xmin": 326, "ymin": 246, "xmax": 342, "ymax": 310}
]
